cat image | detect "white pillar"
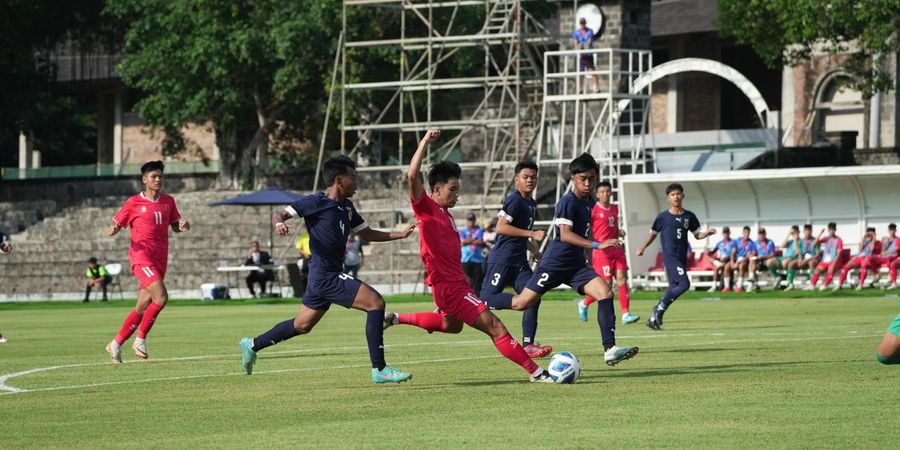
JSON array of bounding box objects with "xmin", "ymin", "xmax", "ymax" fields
[
  {"xmin": 114, "ymin": 88, "xmax": 123, "ymax": 165},
  {"xmin": 18, "ymin": 132, "xmax": 32, "ymax": 179}
]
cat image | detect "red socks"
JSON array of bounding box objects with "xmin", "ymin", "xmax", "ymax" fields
[
  {"xmin": 137, "ymin": 302, "xmax": 165, "ymax": 339},
  {"xmin": 582, "ymin": 297, "xmax": 596, "ymax": 307},
  {"xmin": 492, "ymin": 332, "xmax": 539, "ymax": 375},
  {"xmin": 811, "ymin": 272, "xmax": 820, "ymax": 286},
  {"xmin": 618, "ymin": 285, "xmax": 630, "ymax": 313},
  {"xmin": 891, "ymin": 264, "xmax": 898, "ymax": 284},
  {"xmin": 397, "ymin": 312, "xmax": 447, "ymax": 333},
  {"xmin": 114, "ymin": 310, "xmax": 143, "ymax": 345}
]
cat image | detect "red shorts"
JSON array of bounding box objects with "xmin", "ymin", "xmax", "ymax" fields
[
  {"xmin": 431, "ymin": 283, "xmax": 488, "ymax": 326},
  {"xmin": 873, "ymin": 256, "xmax": 898, "ymax": 266},
  {"xmin": 848, "ymin": 256, "xmax": 871, "ymax": 267},
  {"xmin": 132, "ymin": 264, "xmax": 165, "ymax": 290},
  {"xmin": 816, "ymin": 260, "xmax": 838, "ymax": 271},
  {"xmin": 592, "ymin": 249, "xmax": 629, "ymax": 281}
]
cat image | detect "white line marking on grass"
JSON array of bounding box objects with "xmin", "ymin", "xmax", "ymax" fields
[{"xmin": 0, "ymin": 332, "xmax": 881, "ymax": 395}]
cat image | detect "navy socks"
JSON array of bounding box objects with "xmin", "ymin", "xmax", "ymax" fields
[
  {"xmin": 252, "ymin": 319, "xmax": 299, "ymax": 352},
  {"xmin": 366, "ymin": 310, "xmax": 386, "ymax": 370},
  {"xmin": 521, "ymin": 299, "xmax": 541, "ymax": 345},
  {"xmin": 596, "ymin": 298, "xmax": 616, "ymax": 350}
]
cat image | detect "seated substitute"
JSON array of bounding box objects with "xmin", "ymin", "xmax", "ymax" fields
[
  {"xmin": 730, "ymin": 226, "xmax": 754, "ymax": 292},
  {"xmin": 779, "ymin": 225, "xmax": 804, "ymax": 291},
  {"xmin": 748, "ymin": 228, "xmax": 777, "ymax": 291},
  {"xmin": 706, "ymin": 226, "xmax": 734, "ymax": 292},
  {"xmin": 245, "ymin": 241, "xmax": 274, "ymax": 297},
  {"xmin": 84, "ymin": 257, "xmax": 112, "ymax": 302}
]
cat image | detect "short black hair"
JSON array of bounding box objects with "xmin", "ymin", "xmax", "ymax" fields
[
  {"xmin": 890, "ymin": 223, "xmax": 897, "ymax": 231},
  {"xmin": 428, "ymin": 160, "xmax": 462, "ymax": 191},
  {"xmin": 322, "ymin": 155, "xmax": 356, "ymax": 186},
  {"xmin": 140, "ymin": 160, "xmax": 164, "ymax": 174},
  {"xmin": 88, "ymin": 257, "xmax": 98, "ymax": 264},
  {"xmin": 743, "ymin": 226, "xmax": 751, "ymax": 232},
  {"xmin": 828, "ymin": 222, "xmax": 837, "ymax": 230},
  {"xmin": 569, "ymin": 153, "xmax": 599, "ymax": 176},
  {"xmin": 803, "ymin": 224, "xmax": 813, "ymax": 231},
  {"xmin": 791, "ymin": 225, "xmax": 800, "ymax": 231},
  {"xmin": 867, "ymin": 227, "xmax": 876, "ymax": 233},
  {"xmin": 597, "ymin": 180, "xmax": 612, "ymax": 189},
  {"xmin": 514, "ymin": 160, "xmax": 538, "ymax": 175},
  {"xmin": 759, "ymin": 228, "xmax": 767, "ymax": 234},
  {"xmin": 665, "ymin": 183, "xmax": 684, "ymax": 195}
]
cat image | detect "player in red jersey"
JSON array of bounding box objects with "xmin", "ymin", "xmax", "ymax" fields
[
  {"xmin": 104, "ymin": 161, "xmax": 190, "ymax": 363},
  {"xmin": 383, "ymin": 129, "xmax": 555, "ymax": 382},
  {"xmin": 577, "ymin": 181, "xmax": 639, "ymax": 325},
  {"xmin": 836, "ymin": 227, "xmax": 880, "ymax": 291},
  {"xmin": 872, "ymin": 223, "xmax": 900, "ymax": 290}
]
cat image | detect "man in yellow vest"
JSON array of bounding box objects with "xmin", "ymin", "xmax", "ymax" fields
[{"xmin": 85, "ymin": 257, "xmax": 112, "ymax": 302}]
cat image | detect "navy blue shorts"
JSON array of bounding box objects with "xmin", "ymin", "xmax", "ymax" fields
[
  {"xmin": 526, "ymin": 265, "xmax": 598, "ymax": 295},
  {"xmin": 302, "ymin": 271, "xmax": 362, "ymax": 310},
  {"xmin": 480, "ymin": 263, "xmax": 533, "ymax": 296},
  {"xmin": 664, "ymin": 257, "xmax": 690, "ymax": 287}
]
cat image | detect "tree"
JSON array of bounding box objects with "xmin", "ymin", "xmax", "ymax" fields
[
  {"xmin": 0, "ymin": 0, "xmax": 111, "ymax": 167},
  {"xmin": 718, "ymin": 0, "xmax": 900, "ymax": 99},
  {"xmin": 106, "ymin": 0, "xmax": 341, "ymax": 189}
]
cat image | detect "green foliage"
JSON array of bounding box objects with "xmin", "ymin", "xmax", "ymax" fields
[
  {"xmin": 106, "ymin": 0, "xmax": 342, "ymax": 186},
  {"xmin": 718, "ymin": 0, "xmax": 900, "ymax": 98},
  {"xmin": 0, "ymin": 0, "xmax": 110, "ymax": 166}
]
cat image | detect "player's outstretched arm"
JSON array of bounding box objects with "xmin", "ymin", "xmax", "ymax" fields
[
  {"xmin": 407, "ymin": 129, "xmax": 440, "ymax": 201},
  {"xmin": 358, "ymin": 224, "xmax": 416, "ymax": 242},
  {"xmin": 636, "ymin": 232, "xmax": 657, "ymax": 256},
  {"xmin": 273, "ymin": 210, "xmax": 294, "ymax": 236}
]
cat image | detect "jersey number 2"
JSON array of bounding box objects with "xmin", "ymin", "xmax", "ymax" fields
[{"xmin": 536, "ymin": 273, "xmax": 549, "ymax": 287}]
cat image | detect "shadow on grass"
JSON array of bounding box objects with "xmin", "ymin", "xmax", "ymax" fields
[{"xmin": 581, "ymin": 359, "xmax": 864, "ymax": 379}]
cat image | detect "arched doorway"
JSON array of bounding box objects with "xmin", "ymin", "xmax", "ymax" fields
[{"xmin": 813, "ymin": 72, "xmax": 864, "ymax": 149}]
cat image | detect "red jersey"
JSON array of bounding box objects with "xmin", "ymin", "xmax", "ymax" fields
[
  {"xmin": 112, "ymin": 192, "xmax": 181, "ymax": 271},
  {"xmin": 410, "ymin": 193, "xmax": 468, "ymax": 286},
  {"xmin": 591, "ymin": 202, "xmax": 624, "ymax": 256}
]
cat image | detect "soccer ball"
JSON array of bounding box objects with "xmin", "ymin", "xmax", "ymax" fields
[{"xmin": 547, "ymin": 352, "xmax": 581, "ymax": 384}]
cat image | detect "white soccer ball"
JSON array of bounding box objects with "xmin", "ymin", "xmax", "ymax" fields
[{"xmin": 547, "ymin": 351, "xmax": 581, "ymax": 384}]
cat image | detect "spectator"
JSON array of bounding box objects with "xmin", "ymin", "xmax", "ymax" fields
[
  {"xmin": 748, "ymin": 228, "xmax": 777, "ymax": 291},
  {"xmin": 779, "ymin": 225, "xmax": 804, "ymax": 291},
  {"xmin": 459, "ymin": 211, "xmax": 486, "ymax": 290},
  {"xmin": 84, "ymin": 257, "xmax": 112, "ymax": 302},
  {"xmin": 730, "ymin": 226, "xmax": 754, "ymax": 292},
  {"xmin": 245, "ymin": 241, "xmax": 274, "ymax": 297},
  {"xmin": 482, "ymin": 218, "xmax": 498, "ymax": 270},
  {"xmin": 705, "ymin": 226, "xmax": 733, "ymax": 292},
  {"xmin": 344, "ymin": 232, "xmax": 364, "ymax": 278},
  {"xmin": 874, "ymin": 223, "xmax": 899, "ymax": 290},
  {"xmin": 571, "ymin": 17, "xmax": 599, "ymax": 92}
]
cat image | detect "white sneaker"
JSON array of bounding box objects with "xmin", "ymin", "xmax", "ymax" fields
[
  {"xmin": 887, "ymin": 283, "xmax": 898, "ymax": 291},
  {"xmin": 818, "ymin": 284, "xmax": 828, "ymax": 292},
  {"xmin": 831, "ymin": 284, "xmax": 840, "ymax": 292},
  {"xmin": 784, "ymin": 284, "xmax": 794, "ymax": 292},
  {"xmin": 803, "ymin": 284, "xmax": 815, "ymax": 291},
  {"xmin": 707, "ymin": 285, "xmax": 718, "ymax": 293},
  {"xmin": 0, "ymin": 335, "xmax": 7, "ymax": 344},
  {"xmin": 854, "ymin": 284, "xmax": 864, "ymax": 291},
  {"xmin": 106, "ymin": 341, "xmax": 122, "ymax": 364},
  {"xmin": 132, "ymin": 338, "xmax": 148, "ymax": 359}
]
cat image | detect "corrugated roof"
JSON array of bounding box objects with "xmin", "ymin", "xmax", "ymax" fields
[{"xmin": 651, "ymin": 0, "xmax": 719, "ymax": 36}]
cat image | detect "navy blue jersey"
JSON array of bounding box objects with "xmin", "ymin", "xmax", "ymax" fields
[
  {"xmin": 286, "ymin": 192, "xmax": 367, "ymax": 273},
  {"xmin": 540, "ymin": 191, "xmax": 594, "ymax": 270},
  {"xmin": 487, "ymin": 191, "xmax": 537, "ymax": 267},
  {"xmin": 651, "ymin": 209, "xmax": 700, "ymax": 263}
]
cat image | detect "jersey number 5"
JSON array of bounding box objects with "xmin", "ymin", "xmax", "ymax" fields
[{"xmin": 676, "ymin": 228, "xmax": 683, "ymax": 239}]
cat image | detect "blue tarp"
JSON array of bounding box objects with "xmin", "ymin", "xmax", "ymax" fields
[{"xmin": 210, "ymin": 187, "xmax": 304, "ymax": 206}]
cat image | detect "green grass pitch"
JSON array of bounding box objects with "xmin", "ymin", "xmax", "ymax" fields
[{"xmin": 1, "ymin": 291, "xmax": 898, "ymax": 448}]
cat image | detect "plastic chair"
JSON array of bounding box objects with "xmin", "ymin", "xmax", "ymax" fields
[{"xmin": 105, "ymin": 263, "xmax": 125, "ymax": 301}]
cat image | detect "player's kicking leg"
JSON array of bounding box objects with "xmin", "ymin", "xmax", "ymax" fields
[
  {"xmin": 580, "ymin": 276, "xmax": 639, "ymax": 365},
  {"xmin": 647, "ymin": 261, "xmax": 690, "ymax": 331},
  {"xmin": 478, "ymin": 264, "xmax": 552, "ymax": 358}
]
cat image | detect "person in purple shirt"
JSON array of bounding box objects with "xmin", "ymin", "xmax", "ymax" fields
[{"xmin": 748, "ymin": 228, "xmax": 777, "ymax": 291}]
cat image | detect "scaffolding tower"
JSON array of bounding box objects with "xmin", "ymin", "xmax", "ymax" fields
[{"xmin": 339, "ymin": 0, "xmax": 556, "ymax": 209}]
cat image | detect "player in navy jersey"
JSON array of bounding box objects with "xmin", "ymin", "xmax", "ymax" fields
[
  {"xmin": 479, "ymin": 161, "xmax": 552, "ymax": 358},
  {"xmin": 637, "ymin": 183, "xmax": 716, "ymax": 330},
  {"xmin": 239, "ymin": 156, "xmax": 416, "ymax": 384},
  {"xmin": 503, "ymin": 153, "xmax": 639, "ymax": 366}
]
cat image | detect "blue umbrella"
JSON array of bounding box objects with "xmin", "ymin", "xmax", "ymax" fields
[{"xmin": 211, "ymin": 187, "xmax": 307, "ymax": 252}]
